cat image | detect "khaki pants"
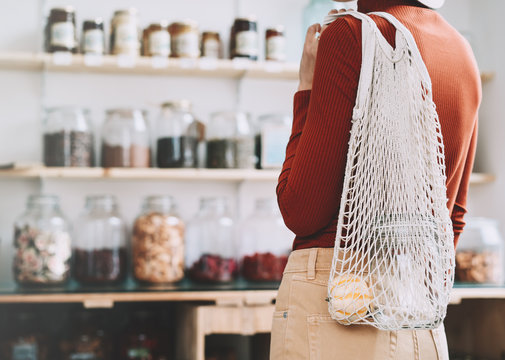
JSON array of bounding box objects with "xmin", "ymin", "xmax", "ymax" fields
[{"xmin": 270, "ymin": 248, "xmax": 450, "ymax": 360}]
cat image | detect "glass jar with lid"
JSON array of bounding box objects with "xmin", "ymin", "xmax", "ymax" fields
[
  {"xmin": 120, "ymin": 311, "xmax": 163, "ymax": 359},
  {"xmin": 133, "ymin": 196, "xmax": 185, "ymax": 284},
  {"xmin": 201, "ymin": 32, "xmax": 222, "ymax": 59},
  {"xmin": 230, "ymin": 17, "xmax": 258, "ymax": 60},
  {"xmin": 82, "ymin": 18, "xmax": 106, "ymax": 55},
  {"xmin": 239, "ymin": 198, "xmax": 292, "ymax": 282},
  {"xmin": 73, "ymin": 195, "xmax": 127, "ymax": 285},
  {"xmin": 156, "ymin": 100, "xmax": 199, "ymax": 168},
  {"xmin": 186, "ymin": 197, "xmax": 238, "ymax": 283},
  {"xmin": 45, "ymin": 6, "xmax": 77, "ymax": 53},
  {"xmin": 43, "ymin": 107, "xmax": 95, "ymax": 167},
  {"xmin": 110, "ymin": 8, "xmax": 140, "ymax": 56},
  {"xmin": 255, "ymin": 114, "xmax": 292, "ymax": 169},
  {"xmin": 13, "ymin": 195, "xmax": 72, "ymax": 286},
  {"xmin": 455, "ymin": 217, "xmax": 504, "ymax": 284},
  {"xmin": 142, "ymin": 21, "xmax": 171, "ymax": 57},
  {"xmin": 101, "ymin": 109, "xmax": 151, "ymax": 168},
  {"xmin": 169, "ymin": 20, "xmax": 200, "ymax": 58},
  {"xmin": 265, "ymin": 26, "xmax": 286, "ymax": 62}
]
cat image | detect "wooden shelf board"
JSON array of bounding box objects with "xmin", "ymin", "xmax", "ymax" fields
[{"xmin": 469, "ymin": 173, "xmax": 496, "ymax": 184}]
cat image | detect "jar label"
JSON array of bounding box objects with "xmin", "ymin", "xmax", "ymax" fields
[
  {"xmin": 12, "ymin": 343, "xmax": 38, "ymax": 360},
  {"xmin": 83, "ymin": 29, "xmax": 104, "ymax": 54},
  {"xmin": 203, "ymin": 39, "xmax": 220, "ymax": 58},
  {"xmin": 51, "ymin": 22, "xmax": 75, "ymax": 48},
  {"xmin": 114, "ymin": 23, "xmax": 139, "ymax": 55},
  {"xmin": 236, "ymin": 31, "xmax": 258, "ymax": 56},
  {"xmin": 174, "ymin": 32, "xmax": 199, "ymax": 58},
  {"xmin": 149, "ymin": 30, "xmax": 171, "ymax": 57},
  {"xmin": 261, "ymin": 124, "xmax": 291, "ymax": 168},
  {"xmin": 266, "ymin": 36, "xmax": 286, "ymax": 61}
]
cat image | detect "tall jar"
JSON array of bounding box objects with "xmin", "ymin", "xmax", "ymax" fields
[
  {"xmin": 239, "ymin": 198, "xmax": 292, "ymax": 282},
  {"xmin": 101, "ymin": 109, "xmax": 151, "ymax": 168},
  {"xmin": 45, "ymin": 7, "xmax": 77, "ymax": 53},
  {"xmin": 43, "ymin": 107, "xmax": 95, "ymax": 167},
  {"xmin": 73, "ymin": 195, "xmax": 127, "ymax": 285},
  {"xmin": 82, "ymin": 18, "xmax": 106, "ymax": 55},
  {"xmin": 186, "ymin": 197, "xmax": 238, "ymax": 283},
  {"xmin": 133, "ymin": 196, "xmax": 185, "ymax": 284},
  {"xmin": 110, "ymin": 8, "xmax": 140, "ymax": 56},
  {"xmin": 156, "ymin": 100, "xmax": 199, "ymax": 168},
  {"xmin": 230, "ymin": 17, "xmax": 258, "ymax": 60},
  {"xmin": 13, "ymin": 195, "xmax": 71, "ymax": 286},
  {"xmin": 255, "ymin": 114, "xmax": 292, "ymax": 169}
]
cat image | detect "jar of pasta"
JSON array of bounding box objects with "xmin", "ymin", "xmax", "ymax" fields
[
  {"xmin": 169, "ymin": 20, "xmax": 200, "ymax": 58},
  {"xmin": 110, "ymin": 8, "xmax": 140, "ymax": 56},
  {"xmin": 133, "ymin": 196, "xmax": 185, "ymax": 284}
]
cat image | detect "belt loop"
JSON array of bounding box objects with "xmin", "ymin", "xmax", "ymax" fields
[{"xmin": 307, "ymin": 248, "xmax": 318, "ymax": 280}]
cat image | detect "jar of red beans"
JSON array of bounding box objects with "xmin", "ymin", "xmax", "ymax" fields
[
  {"xmin": 239, "ymin": 198, "xmax": 292, "ymax": 282},
  {"xmin": 73, "ymin": 195, "xmax": 127, "ymax": 285},
  {"xmin": 186, "ymin": 197, "xmax": 238, "ymax": 283}
]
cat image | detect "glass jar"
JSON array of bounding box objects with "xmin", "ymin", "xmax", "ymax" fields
[
  {"xmin": 45, "ymin": 7, "xmax": 77, "ymax": 53},
  {"xmin": 120, "ymin": 311, "xmax": 162, "ymax": 359},
  {"xmin": 43, "ymin": 107, "xmax": 95, "ymax": 167},
  {"xmin": 186, "ymin": 197, "xmax": 238, "ymax": 283},
  {"xmin": 265, "ymin": 26, "xmax": 286, "ymax": 61},
  {"xmin": 255, "ymin": 114, "xmax": 292, "ymax": 169},
  {"xmin": 169, "ymin": 20, "xmax": 200, "ymax": 58},
  {"xmin": 155, "ymin": 100, "xmax": 199, "ymax": 168},
  {"xmin": 101, "ymin": 109, "xmax": 151, "ymax": 168},
  {"xmin": 13, "ymin": 195, "xmax": 71, "ymax": 286},
  {"xmin": 133, "ymin": 196, "xmax": 185, "ymax": 284},
  {"xmin": 455, "ymin": 218, "xmax": 504, "ymax": 284},
  {"xmin": 74, "ymin": 195, "xmax": 127, "ymax": 285},
  {"xmin": 142, "ymin": 22, "xmax": 171, "ymax": 57},
  {"xmin": 239, "ymin": 198, "xmax": 292, "ymax": 282},
  {"xmin": 230, "ymin": 17, "xmax": 258, "ymax": 60},
  {"xmin": 82, "ymin": 18, "xmax": 105, "ymax": 55},
  {"xmin": 201, "ymin": 32, "xmax": 222, "ymax": 59},
  {"xmin": 110, "ymin": 8, "xmax": 140, "ymax": 56}
]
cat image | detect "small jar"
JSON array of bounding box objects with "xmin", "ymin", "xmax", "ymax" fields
[
  {"xmin": 73, "ymin": 195, "xmax": 127, "ymax": 285},
  {"xmin": 169, "ymin": 20, "xmax": 200, "ymax": 58},
  {"xmin": 43, "ymin": 107, "xmax": 95, "ymax": 167},
  {"xmin": 101, "ymin": 109, "xmax": 151, "ymax": 168},
  {"xmin": 133, "ymin": 196, "xmax": 185, "ymax": 284},
  {"xmin": 265, "ymin": 26, "xmax": 286, "ymax": 61},
  {"xmin": 255, "ymin": 114, "xmax": 292, "ymax": 169},
  {"xmin": 186, "ymin": 197, "xmax": 238, "ymax": 283},
  {"xmin": 120, "ymin": 311, "xmax": 162, "ymax": 359},
  {"xmin": 142, "ymin": 22, "xmax": 171, "ymax": 57},
  {"xmin": 239, "ymin": 198, "xmax": 292, "ymax": 282},
  {"xmin": 82, "ymin": 18, "xmax": 106, "ymax": 55},
  {"xmin": 45, "ymin": 7, "xmax": 77, "ymax": 53},
  {"xmin": 110, "ymin": 8, "xmax": 140, "ymax": 56},
  {"xmin": 156, "ymin": 100, "xmax": 199, "ymax": 168},
  {"xmin": 13, "ymin": 195, "xmax": 71, "ymax": 286},
  {"xmin": 201, "ymin": 31, "xmax": 222, "ymax": 59},
  {"xmin": 206, "ymin": 112, "xmax": 236, "ymax": 169},
  {"xmin": 230, "ymin": 17, "xmax": 258, "ymax": 60}
]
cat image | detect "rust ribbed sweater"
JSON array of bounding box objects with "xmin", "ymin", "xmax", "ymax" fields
[{"xmin": 277, "ymin": 0, "xmax": 481, "ymax": 251}]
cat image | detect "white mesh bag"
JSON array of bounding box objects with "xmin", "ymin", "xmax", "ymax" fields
[{"xmin": 324, "ymin": 11, "xmax": 455, "ymax": 330}]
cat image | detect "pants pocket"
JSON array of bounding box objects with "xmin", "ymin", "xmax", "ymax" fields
[{"xmin": 270, "ymin": 310, "xmax": 289, "ymax": 360}]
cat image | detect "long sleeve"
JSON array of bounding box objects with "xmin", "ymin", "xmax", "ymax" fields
[{"xmin": 276, "ymin": 18, "xmax": 361, "ymax": 238}]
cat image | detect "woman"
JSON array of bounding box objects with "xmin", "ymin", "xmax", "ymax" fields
[{"xmin": 271, "ymin": 0, "xmax": 481, "ymax": 359}]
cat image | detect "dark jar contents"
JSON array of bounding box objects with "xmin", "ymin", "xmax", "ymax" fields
[
  {"xmin": 265, "ymin": 26, "xmax": 286, "ymax": 61},
  {"xmin": 201, "ymin": 32, "xmax": 222, "ymax": 59},
  {"xmin": 44, "ymin": 131, "xmax": 94, "ymax": 167},
  {"xmin": 188, "ymin": 254, "xmax": 238, "ymax": 283},
  {"xmin": 101, "ymin": 144, "xmax": 150, "ymax": 168},
  {"xmin": 241, "ymin": 252, "xmax": 288, "ymax": 282},
  {"xmin": 82, "ymin": 19, "xmax": 105, "ymax": 55},
  {"xmin": 230, "ymin": 18, "xmax": 258, "ymax": 60},
  {"xmin": 45, "ymin": 7, "xmax": 77, "ymax": 53},
  {"xmin": 157, "ymin": 136, "xmax": 198, "ymax": 168},
  {"xmin": 206, "ymin": 139, "xmax": 235, "ymax": 168},
  {"xmin": 74, "ymin": 248, "xmax": 127, "ymax": 285},
  {"xmin": 142, "ymin": 22, "xmax": 171, "ymax": 57}
]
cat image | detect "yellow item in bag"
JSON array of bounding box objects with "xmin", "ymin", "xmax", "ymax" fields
[{"xmin": 329, "ymin": 274, "xmax": 371, "ymax": 323}]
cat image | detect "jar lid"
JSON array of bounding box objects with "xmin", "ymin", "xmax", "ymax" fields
[
  {"xmin": 83, "ymin": 18, "xmax": 104, "ymax": 26},
  {"xmin": 113, "ymin": 8, "xmax": 139, "ymax": 17},
  {"xmin": 234, "ymin": 16, "xmax": 257, "ymax": 23},
  {"xmin": 85, "ymin": 195, "xmax": 118, "ymax": 210},
  {"xmin": 170, "ymin": 19, "xmax": 199, "ymax": 28},
  {"xmin": 148, "ymin": 20, "xmax": 169, "ymax": 29},
  {"xmin": 266, "ymin": 25, "xmax": 285, "ymax": 33},
  {"xmin": 27, "ymin": 194, "xmax": 59, "ymax": 207},
  {"xmin": 46, "ymin": 106, "xmax": 88, "ymax": 114},
  {"xmin": 202, "ymin": 31, "xmax": 220, "ymax": 36},
  {"xmin": 161, "ymin": 100, "xmax": 192, "ymax": 112},
  {"xmin": 50, "ymin": 6, "xmax": 75, "ymax": 14},
  {"xmin": 106, "ymin": 108, "xmax": 145, "ymax": 117},
  {"xmin": 144, "ymin": 195, "xmax": 176, "ymax": 212}
]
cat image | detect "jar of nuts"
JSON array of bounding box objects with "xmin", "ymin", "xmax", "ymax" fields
[{"xmin": 132, "ymin": 195, "xmax": 185, "ymax": 284}]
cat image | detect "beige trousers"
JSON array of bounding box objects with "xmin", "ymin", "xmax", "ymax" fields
[{"xmin": 270, "ymin": 248, "xmax": 450, "ymax": 360}]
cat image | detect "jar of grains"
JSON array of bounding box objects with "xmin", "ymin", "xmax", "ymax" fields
[
  {"xmin": 110, "ymin": 8, "xmax": 140, "ymax": 56},
  {"xmin": 45, "ymin": 7, "xmax": 78, "ymax": 53},
  {"xmin": 133, "ymin": 196, "xmax": 185, "ymax": 284},
  {"xmin": 168, "ymin": 20, "xmax": 200, "ymax": 58},
  {"xmin": 142, "ymin": 21, "xmax": 171, "ymax": 57}
]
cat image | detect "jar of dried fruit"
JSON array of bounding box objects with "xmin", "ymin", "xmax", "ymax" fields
[
  {"xmin": 133, "ymin": 195, "xmax": 185, "ymax": 284},
  {"xmin": 13, "ymin": 195, "xmax": 72, "ymax": 286},
  {"xmin": 239, "ymin": 198, "xmax": 292, "ymax": 282},
  {"xmin": 186, "ymin": 197, "xmax": 238, "ymax": 283}
]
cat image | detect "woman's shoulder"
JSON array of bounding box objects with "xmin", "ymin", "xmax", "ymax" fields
[{"xmin": 319, "ymin": 14, "xmax": 362, "ymax": 48}]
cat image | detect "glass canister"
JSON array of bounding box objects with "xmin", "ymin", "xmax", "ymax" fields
[
  {"xmin": 455, "ymin": 217, "xmax": 504, "ymax": 284},
  {"xmin": 13, "ymin": 195, "xmax": 71, "ymax": 286},
  {"xmin": 239, "ymin": 198, "xmax": 292, "ymax": 282},
  {"xmin": 43, "ymin": 107, "xmax": 95, "ymax": 167},
  {"xmin": 255, "ymin": 114, "xmax": 292, "ymax": 169},
  {"xmin": 156, "ymin": 100, "xmax": 199, "ymax": 168},
  {"xmin": 230, "ymin": 17, "xmax": 258, "ymax": 60},
  {"xmin": 45, "ymin": 7, "xmax": 77, "ymax": 53},
  {"xmin": 142, "ymin": 21, "xmax": 171, "ymax": 57},
  {"xmin": 201, "ymin": 32, "xmax": 222, "ymax": 59},
  {"xmin": 265, "ymin": 26, "xmax": 286, "ymax": 62},
  {"xmin": 73, "ymin": 195, "xmax": 127, "ymax": 285},
  {"xmin": 120, "ymin": 311, "xmax": 163, "ymax": 360},
  {"xmin": 110, "ymin": 8, "xmax": 141, "ymax": 56},
  {"xmin": 101, "ymin": 109, "xmax": 151, "ymax": 168},
  {"xmin": 82, "ymin": 18, "xmax": 106, "ymax": 55},
  {"xmin": 169, "ymin": 20, "xmax": 200, "ymax": 58},
  {"xmin": 186, "ymin": 197, "xmax": 238, "ymax": 283},
  {"xmin": 133, "ymin": 196, "xmax": 185, "ymax": 284}
]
